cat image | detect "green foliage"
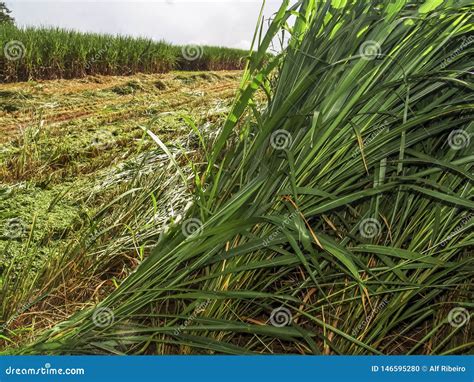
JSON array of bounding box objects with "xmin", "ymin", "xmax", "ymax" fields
[
  {"xmin": 0, "ymin": 71, "xmax": 240, "ymax": 348},
  {"xmin": 0, "ymin": 2, "xmax": 14, "ymax": 25},
  {"xmin": 0, "ymin": 25, "xmax": 248, "ymax": 82},
  {"xmin": 4, "ymin": 0, "xmax": 474, "ymax": 355}
]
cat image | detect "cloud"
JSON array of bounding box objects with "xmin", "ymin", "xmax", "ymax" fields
[
  {"xmin": 233, "ymin": 39, "xmax": 252, "ymax": 50},
  {"xmin": 6, "ymin": 0, "xmax": 283, "ymax": 49}
]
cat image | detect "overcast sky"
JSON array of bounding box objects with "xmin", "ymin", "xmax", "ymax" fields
[{"xmin": 5, "ymin": 0, "xmax": 284, "ymax": 49}]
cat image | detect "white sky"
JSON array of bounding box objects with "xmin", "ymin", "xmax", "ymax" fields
[{"xmin": 5, "ymin": 0, "xmax": 285, "ymax": 50}]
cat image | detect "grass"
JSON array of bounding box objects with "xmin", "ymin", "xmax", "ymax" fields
[
  {"xmin": 1, "ymin": 0, "xmax": 473, "ymax": 355},
  {"xmin": 0, "ymin": 71, "xmax": 243, "ymax": 342},
  {"xmin": 0, "ymin": 24, "xmax": 248, "ymax": 82}
]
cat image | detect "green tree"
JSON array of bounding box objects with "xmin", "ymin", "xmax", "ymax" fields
[{"xmin": 0, "ymin": 2, "xmax": 14, "ymax": 24}]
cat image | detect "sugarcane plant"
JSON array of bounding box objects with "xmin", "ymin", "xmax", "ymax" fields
[
  {"xmin": 9, "ymin": 0, "xmax": 474, "ymax": 355},
  {"xmin": 0, "ymin": 24, "xmax": 248, "ymax": 82}
]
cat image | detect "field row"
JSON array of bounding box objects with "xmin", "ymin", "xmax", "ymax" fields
[{"xmin": 0, "ymin": 25, "xmax": 249, "ymax": 82}]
